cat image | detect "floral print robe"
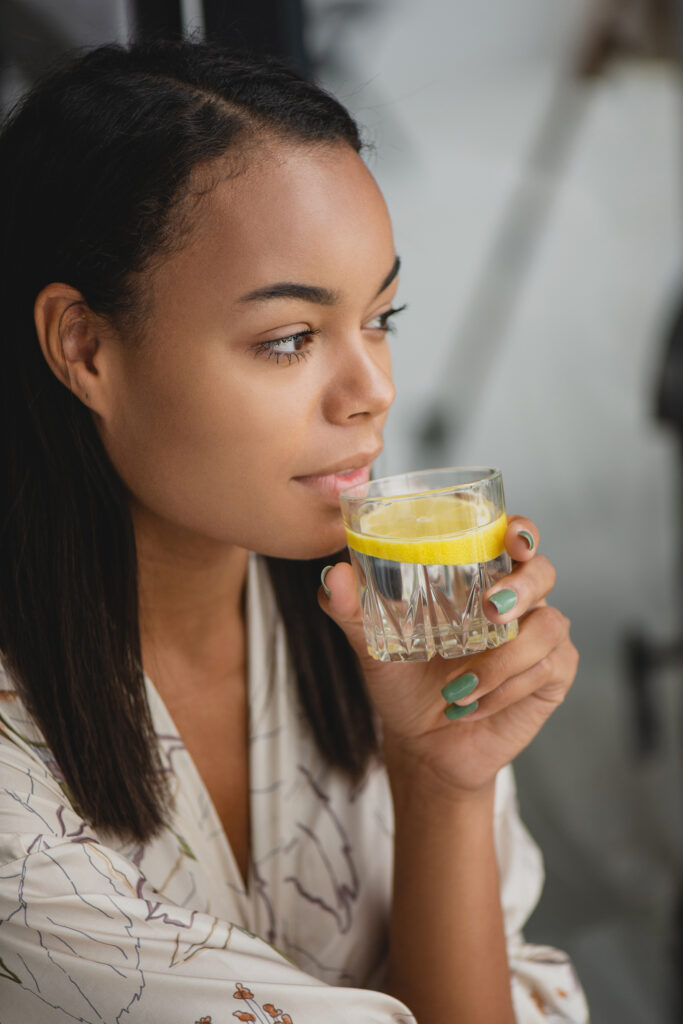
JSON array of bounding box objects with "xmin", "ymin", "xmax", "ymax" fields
[{"xmin": 0, "ymin": 554, "xmax": 588, "ymax": 1022}]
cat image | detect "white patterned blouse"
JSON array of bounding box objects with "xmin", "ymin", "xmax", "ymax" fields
[{"xmin": 0, "ymin": 554, "xmax": 588, "ymax": 1023}]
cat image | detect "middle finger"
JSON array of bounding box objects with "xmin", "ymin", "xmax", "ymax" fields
[{"xmin": 484, "ymin": 553, "xmax": 556, "ymax": 623}]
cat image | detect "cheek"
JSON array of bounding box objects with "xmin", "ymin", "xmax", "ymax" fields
[
  {"xmin": 105, "ymin": 365, "xmax": 286, "ymax": 510},
  {"xmin": 101, "ymin": 358, "xmax": 344, "ymax": 557}
]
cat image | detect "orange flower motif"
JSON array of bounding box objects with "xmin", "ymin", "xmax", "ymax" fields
[
  {"xmin": 233, "ymin": 984, "xmax": 254, "ymax": 1000},
  {"xmin": 263, "ymin": 1005, "xmax": 283, "ymax": 1018},
  {"xmin": 233, "ymin": 1014, "xmax": 257, "ymax": 1022},
  {"xmin": 530, "ymin": 990, "xmax": 549, "ymax": 1014},
  {"xmin": 195, "ymin": 1018, "xmax": 212, "ymax": 1023}
]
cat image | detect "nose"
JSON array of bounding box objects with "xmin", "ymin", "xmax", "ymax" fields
[{"xmin": 321, "ymin": 333, "xmax": 396, "ymax": 424}]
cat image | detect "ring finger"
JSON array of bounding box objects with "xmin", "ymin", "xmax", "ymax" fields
[
  {"xmin": 441, "ymin": 605, "xmax": 569, "ymax": 709},
  {"xmin": 462, "ymin": 637, "xmax": 578, "ymax": 721}
]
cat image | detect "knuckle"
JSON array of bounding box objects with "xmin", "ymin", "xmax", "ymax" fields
[
  {"xmin": 534, "ymin": 553, "xmax": 556, "ymax": 589},
  {"xmin": 551, "ymin": 607, "xmax": 569, "ymax": 642},
  {"xmin": 553, "ymin": 610, "xmax": 570, "ymax": 641},
  {"xmin": 569, "ymin": 641, "xmax": 580, "ymax": 675},
  {"xmin": 552, "ymin": 682, "xmax": 569, "ymax": 706},
  {"xmin": 536, "ymin": 653, "xmax": 554, "ymax": 678},
  {"xmin": 554, "ymin": 640, "xmax": 579, "ymax": 693},
  {"xmin": 536, "ymin": 604, "xmax": 564, "ymax": 637},
  {"xmin": 492, "ymin": 642, "xmax": 520, "ymax": 682}
]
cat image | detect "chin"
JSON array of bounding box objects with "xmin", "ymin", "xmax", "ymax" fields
[{"xmin": 255, "ymin": 527, "xmax": 348, "ymax": 562}]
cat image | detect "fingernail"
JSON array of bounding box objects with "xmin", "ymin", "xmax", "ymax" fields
[
  {"xmin": 320, "ymin": 565, "xmax": 333, "ymax": 597},
  {"xmin": 444, "ymin": 700, "xmax": 479, "ymax": 721},
  {"xmin": 441, "ymin": 672, "xmax": 478, "ymax": 703},
  {"xmin": 488, "ymin": 588, "xmax": 517, "ymax": 614},
  {"xmin": 519, "ymin": 529, "xmax": 534, "ymax": 550}
]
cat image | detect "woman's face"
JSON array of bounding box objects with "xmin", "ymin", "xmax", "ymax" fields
[{"xmin": 99, "ymin": 142, "xmax": 399, "ymax": 559}]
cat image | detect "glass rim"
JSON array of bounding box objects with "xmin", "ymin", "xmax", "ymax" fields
[{"xmin": 339, "ymin": 465, "xmax": 502, "ymax": 504}]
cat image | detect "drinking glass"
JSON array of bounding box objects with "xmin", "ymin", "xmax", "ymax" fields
[{"xmin": 340, "ymin": 466, "xmax": 519, "ymax": 662}]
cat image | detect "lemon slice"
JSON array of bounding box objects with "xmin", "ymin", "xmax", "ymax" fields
[{"xmin": 345, "ymin": 494, "xmax": 507, "ymax": 565}]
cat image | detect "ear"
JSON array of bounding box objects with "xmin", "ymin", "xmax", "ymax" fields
[{"xmin": 34, "ymin": 283, "xmax": 105, "ymax": 409}]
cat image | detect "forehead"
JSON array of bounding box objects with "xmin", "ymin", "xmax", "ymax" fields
[{"xmin": 167, "ymin": 142, "xmax": 395, "ymax": 303}]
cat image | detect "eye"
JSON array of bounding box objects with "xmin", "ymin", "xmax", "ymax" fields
[
  {"xmin": 253, "ymin": 329, "xmax": 321, "ymax": 365},
  {"xmin": 365, "ymin": 304, "xmax": 408, "ymax": 333}
]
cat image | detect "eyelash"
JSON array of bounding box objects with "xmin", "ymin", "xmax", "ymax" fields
[{"xmin": 254, "ymin": 304, "xmax": 408, "ymax": 366}]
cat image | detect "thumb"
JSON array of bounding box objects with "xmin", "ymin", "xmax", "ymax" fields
[{"xmin": 317, "ymin": 561, "xmax": 369, "ymax": 657}]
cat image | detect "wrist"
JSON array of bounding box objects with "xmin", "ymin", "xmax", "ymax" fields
[{"xmin": 384, "ymin": 740, "xmax": 497, "ymax": 818}]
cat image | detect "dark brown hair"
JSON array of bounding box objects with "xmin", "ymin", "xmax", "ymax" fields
[{"xmin": 0, "ymin": 39, "xmax": 377, "ymax": 842}]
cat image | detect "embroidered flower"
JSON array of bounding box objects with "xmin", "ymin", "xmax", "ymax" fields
[{"xmin": 232, "ymin": 982, "xmax": 294, "ymax": 1022}]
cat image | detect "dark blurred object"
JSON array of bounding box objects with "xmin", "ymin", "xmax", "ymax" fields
[
  {"xmin": 577, "ymin": 0, "xmax": 678, "ymax": 76},
  {"xmin": 622, "ymin": 633, "xmax": 683, "ymax": 755},
  {"xmin": 0, "ymin": 0, "xmax": 69, "ymax": 79},
  {"xmin": 203, "ymin": 0, "xmax": 310, "ymax": 77},
  {"xmin": 134, "ymin": 0, "xmax": 183, "ymax": 42},
  {"xmin": 654, "ymin": 292, "xmax": 683, "ymax": 1021},
  {"xmin": 620, "ymin": 291, "xmax": 683, "ymax": 1020},
  {"xmin": 656, "ymin": 295, "xmax": 683, "ymax": 430},
  {"xmin": 622, "ymin": 298, "xmax": 683, "ymax": 759},
  {"xmin": 133, "ymin": 0, "xmax": 311, "ymax": 77},
  {"xmin": 1, "ymin": 1, "xmax": 313, "ymax": 111}
]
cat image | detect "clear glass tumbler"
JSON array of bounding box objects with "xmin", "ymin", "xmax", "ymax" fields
[{"xmin": 340, "ymin": 466, "xmax": 519, "ymax": 662}]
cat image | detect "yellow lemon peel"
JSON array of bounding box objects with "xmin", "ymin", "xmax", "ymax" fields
[{"xmin": 345, "ymin": 495, "xmax": 507, "ymax": 565}]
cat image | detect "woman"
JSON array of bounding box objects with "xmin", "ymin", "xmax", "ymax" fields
[{"xmin": 0, "ymin": 40, "xmax": 588, "ymax": 1023}]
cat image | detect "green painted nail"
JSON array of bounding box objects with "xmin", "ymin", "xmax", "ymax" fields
[
  {"xmin": 519, "ymin": 530, "xmax": 534, "ymax": 550},
  {"xmin": 444, "ymin": 700, "xmax": 479, "ymax": 721},
  {"xmin": 320, "ymin": 565, "xmax": 333, "ymax": 597},
  {"xmin": 441, "ymin": 672, "xmax": 478, "ymax": 703},
  {"xmin": 488, "ymin": 588, "xmax": 517, "ymax": 614}
]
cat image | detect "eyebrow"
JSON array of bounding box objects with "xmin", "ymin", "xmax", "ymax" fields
[{"xmin": 237, "ymin": 254, "xmax": 401, "ymax": 305}]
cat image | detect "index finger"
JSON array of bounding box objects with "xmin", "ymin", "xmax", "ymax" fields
[{"xmin": 505, "ymin": 515, "xmax": 539, "ymax": 562}]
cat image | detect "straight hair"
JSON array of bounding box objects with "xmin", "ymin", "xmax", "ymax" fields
[{"xmin": 0, "ymin": 40, "xmax": 377, "ymax": 842}]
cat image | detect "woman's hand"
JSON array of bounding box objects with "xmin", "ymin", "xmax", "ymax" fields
[{"xmin": 319, "ymin": 516, "xmax": 578, "ymax": 798}]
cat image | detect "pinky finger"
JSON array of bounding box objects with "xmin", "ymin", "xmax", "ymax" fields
[{"xmin": 463, "ymin": 639, "xmax": 578, "ymax": 722}]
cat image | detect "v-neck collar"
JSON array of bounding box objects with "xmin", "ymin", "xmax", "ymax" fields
[{"xmin": 142, "ymin": 553, "xmax": 275, "ymax": 931}]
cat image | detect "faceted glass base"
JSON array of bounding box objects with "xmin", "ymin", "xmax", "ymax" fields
[{"xmin": 350, "ymin": 549, "xmax": 519, "ymax": 662}]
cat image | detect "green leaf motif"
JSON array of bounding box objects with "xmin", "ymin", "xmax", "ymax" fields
[{"xmin": 169, "ymin": 826, "xmax": 197, "ymax": 861}]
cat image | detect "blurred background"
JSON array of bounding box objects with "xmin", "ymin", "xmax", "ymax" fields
[{"xmin": 2, "ymin": 1, "xmax": 681, "ymax": 1020}]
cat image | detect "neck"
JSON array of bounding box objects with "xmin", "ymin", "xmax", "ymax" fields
[{"xmin": 132, "ymin": 502, "xmax": 250, "ymax": 702}]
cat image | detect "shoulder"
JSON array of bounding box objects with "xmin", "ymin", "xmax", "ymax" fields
[
  {"xmin": 0, "ymin": 656, "xmax": 60, "ymax": 776},
  {"xmin": 0, "ymin": 656, "xmax": 86, "ymax": 865},
  {"xmin": 0, "ymin": 657, "xmax": 44, "ymax": 746}
]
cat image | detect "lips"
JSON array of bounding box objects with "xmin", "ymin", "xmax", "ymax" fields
[
  {"xmin": 293, "ymin": 450, "xmax": 381, "ymax": 503},
  {"xmin": 296, "ymin": 449, "xmax": 383, "ymax": 478}
]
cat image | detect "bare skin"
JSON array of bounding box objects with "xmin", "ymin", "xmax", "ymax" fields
[
  {"xmin": 133, "ymin": 509, "xmax": 251, "ymax": 882},
  {"xmin": 34, "ymin": 139, "xmax": 577, "ymax": 1022}
]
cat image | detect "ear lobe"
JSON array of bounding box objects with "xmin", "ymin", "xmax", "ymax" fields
[{"xmin": 34, "ymin": 283, "xmax": 100, "ymax": 398}]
